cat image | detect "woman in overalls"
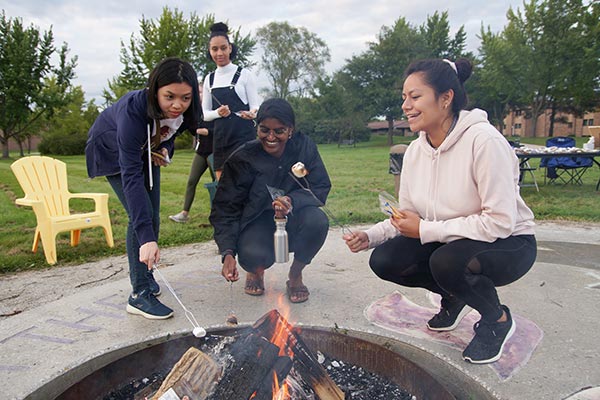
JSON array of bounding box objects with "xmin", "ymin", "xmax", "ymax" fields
[{"xmin": 202, "ymin": 22, "xmax": 261, "ymax": 180}]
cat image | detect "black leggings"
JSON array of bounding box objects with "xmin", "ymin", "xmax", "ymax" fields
[
  {"xmin": 237, "ymin": 207, "xmax": 329, "ymax": 273},
  {"xmin": 369, "ymin": 235, "xmax": 537, "ymax": 322}
]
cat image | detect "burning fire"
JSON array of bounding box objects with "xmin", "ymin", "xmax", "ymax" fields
[
  {"xmin": 270, "ymin": 294, "xmax": 296, "ymax": 358},
  {"xmin": 272, "ymin": 370, "xmax": 290, "ymax": 400},
  {"xmin": 248, "ymin": 370, "xmax": 290, "ymax": 400},
  {"xmin": 243, "ymin": 293, "xmax": 299, "ymax": 399},
  {"xmin": 263, "ymin": 295, "xmax": 295, "ymax": 398}
]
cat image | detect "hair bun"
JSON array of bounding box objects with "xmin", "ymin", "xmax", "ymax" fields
[
  {"xmin": 210, "ymin": 22, "xmax": 229, "ymax": 34},
  {"xmin": 454, "ymin": 58, "xmax": 473, "ymax": 84}
]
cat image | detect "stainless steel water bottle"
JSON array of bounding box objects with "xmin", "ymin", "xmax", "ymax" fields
[{"xmin": 274, "ymin": 217, "xmax": 289, "ymax": 263}]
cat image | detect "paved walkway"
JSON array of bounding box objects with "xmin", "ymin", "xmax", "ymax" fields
[{"xmin": 1, "ymin": 221, "xmax": 599, "ymax": 399}]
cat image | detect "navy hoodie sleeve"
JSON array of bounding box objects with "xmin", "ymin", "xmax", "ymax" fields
[{"xmin": 116, "ymin": 91, "xmax": 157, "ymax": 245}]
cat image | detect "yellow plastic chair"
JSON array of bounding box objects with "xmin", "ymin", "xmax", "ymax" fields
[{"xmin": 10, "ymin": 156, "xmax": 114, "ymax": 265}]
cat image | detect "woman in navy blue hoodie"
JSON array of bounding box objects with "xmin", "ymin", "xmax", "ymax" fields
[{"xmin": 86, "ymin": 57, "xmax": 200, "ymax": 319}]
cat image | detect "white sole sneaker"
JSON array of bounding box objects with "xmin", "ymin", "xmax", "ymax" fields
[
  {"xmin": 463, "ymin": 317, "xmax": 516, "ymax": 364},
  {"xmin": 126, "ymin": 304, "xmax": 173, "ymax": 320},
  {"xmin": 168, "ymin": 213, "xmax": 189, "ymax": 223},
  {"xmin": 427, "ymin": 305, "xmax": 473, "ymax": 331}
]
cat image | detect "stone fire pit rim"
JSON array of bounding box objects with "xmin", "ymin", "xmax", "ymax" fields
[{"xmin": 25, "ymin": 324, "xmax": 496, "ymax": 400}]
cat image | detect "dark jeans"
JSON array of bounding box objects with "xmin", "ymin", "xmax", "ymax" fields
[
  {"xmin": 106, "ymin": 166, "xmax": 160, "ymax": 294},
  {"xmin": 369, "ymin": 235, "xmax": 537, "ymax": 322},
  {"xmin": 237, "ymin": 207, "xmax": 329, "ymax": 272}
]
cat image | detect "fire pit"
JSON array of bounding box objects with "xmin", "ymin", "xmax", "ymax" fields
[{"xmin": 25, "ymin": 317, "xmax": 494, "ymax": 400}]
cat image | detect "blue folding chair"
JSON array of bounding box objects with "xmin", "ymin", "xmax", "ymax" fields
[{"xmin": 540, "ymin": 137, "xmax": 593, "ymax": 185}]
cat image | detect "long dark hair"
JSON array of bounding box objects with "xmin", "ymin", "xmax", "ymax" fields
[
  {"xmin": 404, "ymin": 58, "xmax": 473, "ymax": 115},
  {"xmin": 146, "ymin": 57, "xmax": 200, "ymax": 128}
]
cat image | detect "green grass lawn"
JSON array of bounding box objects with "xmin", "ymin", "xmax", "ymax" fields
[{"xmin": 1, "ymin": 134, "xmax": 598, "ymax": 273}]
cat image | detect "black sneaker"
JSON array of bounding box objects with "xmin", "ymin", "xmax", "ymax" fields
[
  {"xmin": 462, "ymin": 305, "xmax": 515, "ymax": 364},
  {"xmin": 126, "ymin": 289, "xmax": 173, "ymax": 320},
  {"xmin": 147, "ymin": 270, "xmax": 161, "ymax": 296},
  {"xmin": 427, "ymin": 297, "xmax": 472, "ymax": 331}
]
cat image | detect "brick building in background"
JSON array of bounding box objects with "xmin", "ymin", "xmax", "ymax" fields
[
  {"xmin": 4, "ymin": 135, "xmax": 42, "ymax": 153},
  {"xmin": 369, "ymin": 109, "xmax": 599, "ymax": 141},
  {"xmin": 503, "ymin": 108, "xmax": 599, "ymax": 138}
]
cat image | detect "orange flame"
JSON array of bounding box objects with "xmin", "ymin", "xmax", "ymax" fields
[
  {"xmin": 259, "ymin": 294, "xmax": 294, "ymax": 358},
  {"xmin": 253, "ymin": 294, "xmax": 297, "ymax": 399},
  {"xmin": 276, "ymin": 293, "xmax": 291, "ymax": 321},
  {"xmin": 272, "ymin": 370, "xmax": 290, "ymax": 400},
  {"xmin": 269, "ymin": 301, "xmax": 293, "ymax": 399}
]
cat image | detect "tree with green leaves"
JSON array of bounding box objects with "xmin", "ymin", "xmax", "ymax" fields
[
  {"xmin": 419, "ymin": 11, "xmax": 468, "ymax": 59},
  {"xmin": 478, "ymin": 0, "xmax": 600, "ymax": 137},
  {"xmin": 337, "ymin": 13, "xmax": 468, "ymax": 146},
  {"xmin": 0, "ymin": 11, "xmax": 77, "ymax": 158},
  {"xmin": 297, "ymin": 74, "xmax": 370, "ymax": 144},
  {"xmin": 38, "ymin": 85, "xmax": 99, "ymax": 155},
  {"xmin": 103, "ymin": 7, "xmax": 256, "ymax": 105},
  {"xmin": 471, "ymin": 28, "xmax": 519, "ymax": 129},
  {"xmin": 256, "ymin": 21, "xmax": 330, "ymax": 99},
  {"xmin": 339, "ymin": 18, "xmax": 427, "ymax": 146}
]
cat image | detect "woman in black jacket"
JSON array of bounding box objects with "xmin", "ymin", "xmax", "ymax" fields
[{"xmin": 209, "ymin": 98, "xmax": 331, "ymax": 303}]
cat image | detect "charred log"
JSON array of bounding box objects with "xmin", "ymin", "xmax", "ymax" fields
[
  {"xmin": 252, "ymin": 310, "xmax": 346, "ymax": 400},
  {"xmin": 208, "ymin": 333, "xmax": 282, "ymax": 400}
]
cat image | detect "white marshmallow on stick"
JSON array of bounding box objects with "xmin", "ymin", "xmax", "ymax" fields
[{"xmin": 292, "ymin": 162, "xmax": 308, "ymax": 178}]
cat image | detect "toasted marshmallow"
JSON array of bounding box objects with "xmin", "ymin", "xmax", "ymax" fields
[
  {"xmin": 226, "ymin": 314, "xmax": 238, "ymax": 326},
  {"xmin": 292, "ymin": 162, "xmax": 308, "ymax": 178}
]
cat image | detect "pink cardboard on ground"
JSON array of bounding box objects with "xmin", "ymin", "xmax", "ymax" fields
[{"xmin": 364, "ymin": 291, "xmax": 543, "ymax": 380}]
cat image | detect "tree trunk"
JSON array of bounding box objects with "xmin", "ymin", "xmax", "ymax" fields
[
  {"xmin": 548, "ymin": 101, "xmax": 556, "ymax": 138},
  {"xmin": 529, "ymin": 99, "xmax": 545, "ymax": 138},
  {"xmin": 1, "ymin": 131, "xmax": 9, "ymax": 158},
  {"xmin": 386, "ymin": 115, "xmax": 394, "ymax": 146}
]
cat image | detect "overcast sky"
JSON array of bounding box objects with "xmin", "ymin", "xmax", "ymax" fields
[{"xmin": 3, "ymin": 0, "xmax": 523, "ymax": 103}]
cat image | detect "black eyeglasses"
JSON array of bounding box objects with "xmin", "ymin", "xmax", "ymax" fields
[{"xmin": 257, "ymin": 125, "xmax": 289, "ymax": 137}]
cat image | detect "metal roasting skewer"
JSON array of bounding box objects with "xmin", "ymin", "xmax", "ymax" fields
[
  {"xmin": 229, "ymin": 281, "xmax": 235, "ymax": 315},
  {"xmin": 153, "ymin": 264, "xmax": 206, "ymax": 337},
  {"xmin": 287, "ymin": 172, "xmax": 354, "ymax": 235},
  {"xmin": 212, "ymin": 94, "xmax": 249, "ymax": 120}
]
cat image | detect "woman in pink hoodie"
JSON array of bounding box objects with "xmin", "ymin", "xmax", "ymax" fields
[{"xmin": 344, "ymin": 58, "xmax": 536, "ymax": 365}]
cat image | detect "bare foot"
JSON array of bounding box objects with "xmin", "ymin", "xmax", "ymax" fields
[
  {"xmin": 286, "ymin": 278, "xmax": 309, "ymax": 303},
  {"xmin": 244, "ymin": 271, "xmax": 264, "ymax": 296}
]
